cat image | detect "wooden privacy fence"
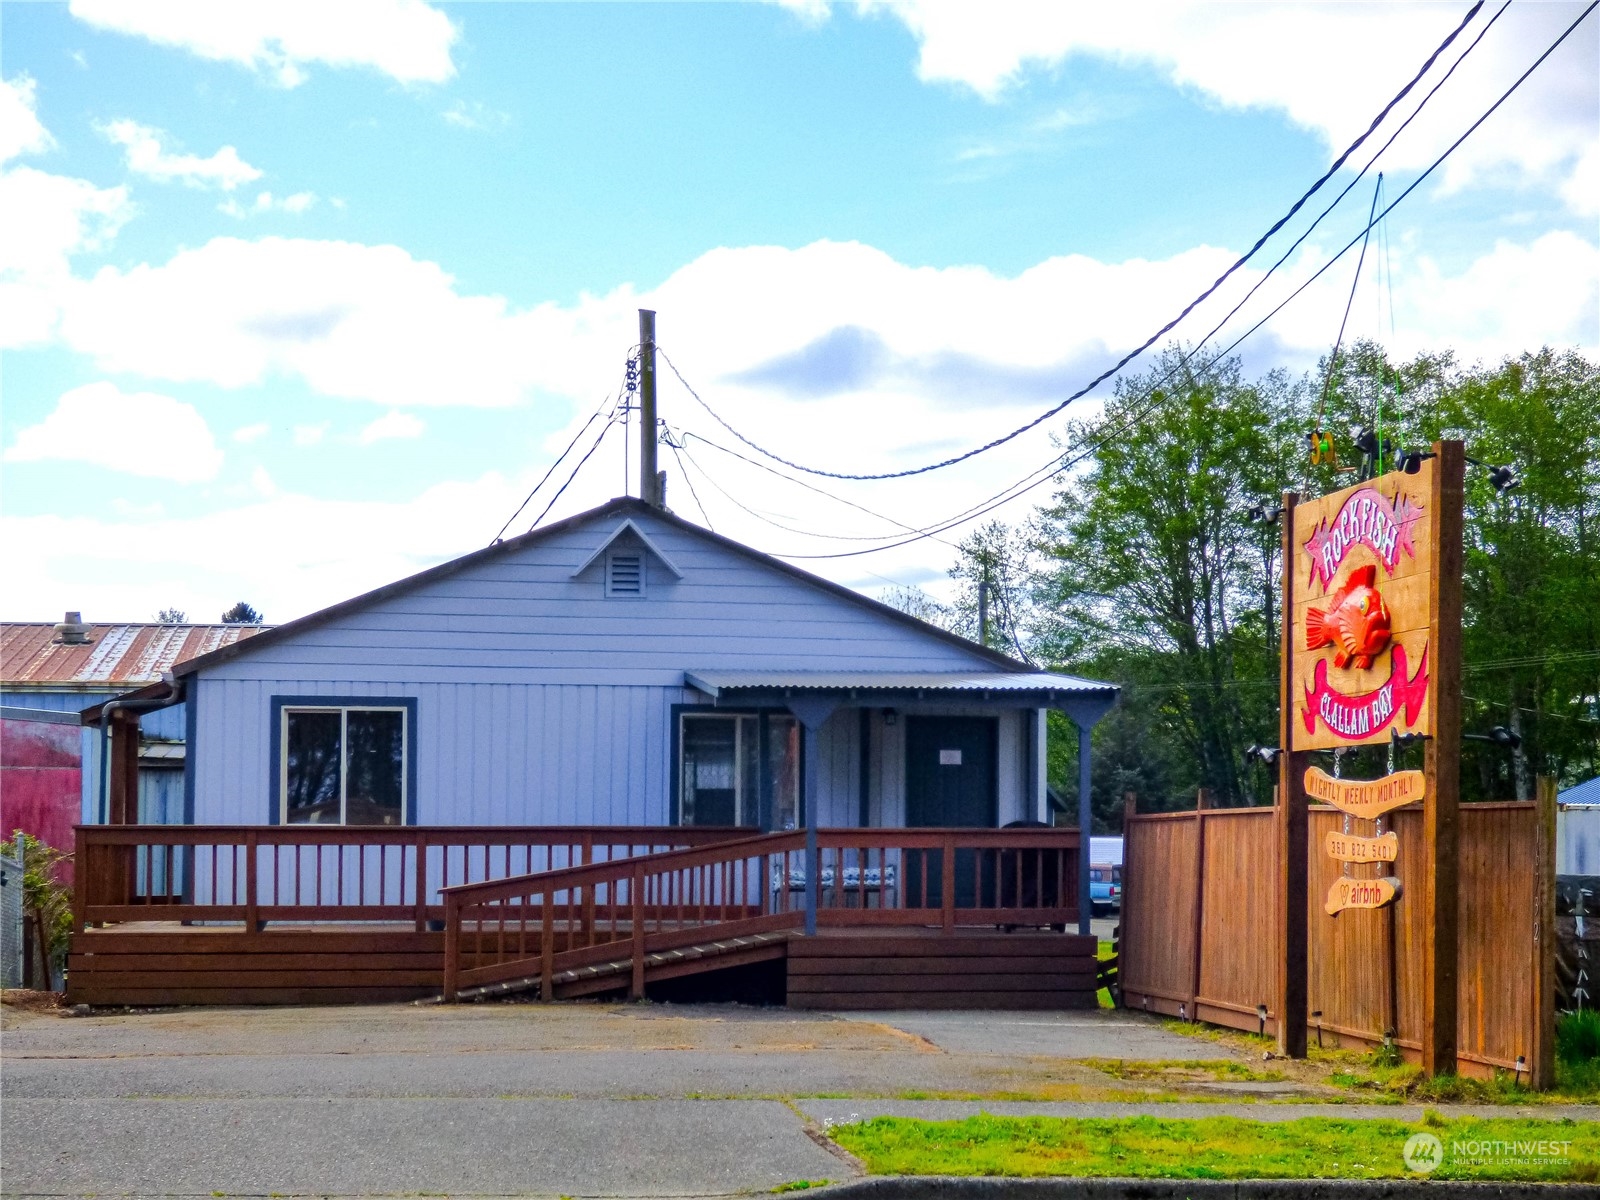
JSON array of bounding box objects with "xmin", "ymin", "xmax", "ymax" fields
[
  {"xmin": 73, "ymin": 824, "xmax": 747, "ymax": 931},
  {"xmin": 1121, "ymin": 791, "xmax": 1556, "ymax": 1084},
  {"xmin": 442, "ymin": 826, "xmax": 1081, "ymax": 1000}
]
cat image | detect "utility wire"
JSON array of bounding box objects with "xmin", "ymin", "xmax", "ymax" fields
[
  {"xmin": 664, "ymin": 438, "xmax": 714, "ymax": 531},
  {"xmin": 752, "ymin": 0, "xmax": 1598, "ymax": 559},
  {"xmin": 656, "ymin": 2, "xmax": 1486, "ymax": 482},
  {"xmin": 1184, "ymin": 0, "xmax": 1513, "ymax": 367},
  {"xmin": 525, "ymin": 413, "xmax": 620, "ymax": 531},
  {"xmin": 490, "ymin": 392, "xmax": 617, "ymax": 543},
  {"xmin": 1314, "ymin": 175, "xmax": 1384, "ymax": 431}
]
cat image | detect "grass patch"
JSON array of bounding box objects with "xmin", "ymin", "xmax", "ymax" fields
[
  {"xmin": 830, "ymin": 1113, "xmax": 1599, "ymax": 1181},
  {"xmin": 771, "ymin": 1181, "xmax": 830, "ymax": 1192},
  {"xmin": 1097, "ymin": 940, "xmax": 1115, "ymax": 1010}
]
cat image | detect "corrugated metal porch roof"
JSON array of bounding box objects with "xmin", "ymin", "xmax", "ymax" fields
[{"xmin": 685, "ymin": 669, "xmax": 1117, "ymax": 700}]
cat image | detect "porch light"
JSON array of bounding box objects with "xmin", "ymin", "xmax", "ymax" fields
[{"xmin": 883, "ymin": 708, "xmax": 897, "ymax": 726}]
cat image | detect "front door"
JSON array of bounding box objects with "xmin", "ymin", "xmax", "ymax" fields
[
  {"xmin": 905, "ymin": 716, "xmax": 997, "ymax": 909},
  {"xmin": 905, "ymin": 716, "xmax": 997, "ymax": 828}
]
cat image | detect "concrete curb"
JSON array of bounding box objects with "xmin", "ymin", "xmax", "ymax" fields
[{"xmin": 818, "ymin": 1178, "xmax": 1594, "ymax": 1199}]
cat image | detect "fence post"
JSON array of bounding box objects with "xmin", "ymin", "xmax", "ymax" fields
[
  {"xmin": 540, "ymin": 891, "xmax": 555, "ymax": 1002},
  {"xmin": 630, "ymin": 861, "xmax": 646, "ymax": 1000},
  {"xmin": 244, "ymin": 830, "xmax": 259, "ymax": 933},
  {"xmin": 442, "ymin": 893, "xmax": 459, "ymax": 1001},
  {"xmin": 1189, "ymin": 788, "xmax": 1211, "ymax": 1023},
  {"xmin": 941, "ymin": 834, "xmax": 956, "ymax": 934},
  {"xmin": 1119, "ymin": 792, "xmax": 1136, "ymax": 1002},
  {"xmin": 1531, "ymin": 775, "xmax": 1558, "ymax": 1089}
]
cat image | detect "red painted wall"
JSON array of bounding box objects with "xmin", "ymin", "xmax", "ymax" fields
[{"xmin": 1, "ymin": 718, "xmax": 80, "ymax": 881}]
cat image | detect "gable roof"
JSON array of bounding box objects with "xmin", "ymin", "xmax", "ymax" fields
[{"xmin": 168, "ymin": 496, "xmax": 1029, "ymax": 679}]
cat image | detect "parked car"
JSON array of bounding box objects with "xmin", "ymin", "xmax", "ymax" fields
[{"xmin": 1090, "ymin": 863, "xmax": 1121, "ymax": 915}]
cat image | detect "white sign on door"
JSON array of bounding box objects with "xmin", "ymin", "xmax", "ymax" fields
[{"xmin": 938, "ymin": 749, "xmax": 962, "ymax": 766}]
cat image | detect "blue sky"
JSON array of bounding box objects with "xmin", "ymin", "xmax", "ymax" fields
[{"xmin": 1, "ymin": 1, "xmax": 1595, "ymax": 623}]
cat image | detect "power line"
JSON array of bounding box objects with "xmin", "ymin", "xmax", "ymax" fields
[
  {"xmin": 656, "ymin": 2, "xmax": 1488, "ymax": 483},
  {"xmin": 663, "ymin": 438, "xmax": 714, "ymax": 531},
  {"xmin": 753, "ymin": 0, "xmax": 1599, "ymax": 560},
  {"xmin": 525, "ymin": 413, "xmax": 621, "ymax": 531},
  {"xmin": 1186, "ymin": 0, "xmax": 1514, "ymax": 370},
  {"xmin": 490, "ymin": 391, "xmax": 618, "ymax": 544}
]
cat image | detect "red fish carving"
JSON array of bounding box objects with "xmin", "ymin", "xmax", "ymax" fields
[{"xmin": 1305, "ymin": 563, "xmax": 1392, "ymax": 670}]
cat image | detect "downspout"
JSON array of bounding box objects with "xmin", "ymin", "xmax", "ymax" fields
[{"xmin": 97, "ymin": 674, "xmax": 182, "ymax": 824}]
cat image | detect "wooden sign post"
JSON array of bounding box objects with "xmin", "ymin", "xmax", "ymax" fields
[{"xmin": 1277, "ymin": 442, "xmax": 1462, "ymax": 1073}]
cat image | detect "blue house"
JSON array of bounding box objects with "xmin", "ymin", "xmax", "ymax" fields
[{"xmin": 74, "ymin": 497, "xmax": 1118, "ymax": 1008}]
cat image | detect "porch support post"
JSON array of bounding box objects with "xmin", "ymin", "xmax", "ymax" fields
[
  {"xmin": 1075, "ymin": 717, "xmax": 1092, "ymax": 937},
  {"xmin": 787, "ymin": 696, "xmax": 839, "ymax": 940}
]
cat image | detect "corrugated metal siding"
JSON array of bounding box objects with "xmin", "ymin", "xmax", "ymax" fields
[{"xmin": 0, "ymin": 689, "xmax": 186, "ymax": 739}]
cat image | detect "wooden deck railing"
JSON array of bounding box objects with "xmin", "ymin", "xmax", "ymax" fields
[
  {"xmin": 441, "ymin": 826, "xmax": 1080, "ymax": 1000},
  {"xmin": 72, "ymin": 824, "xmax": 750, "ymax": 932}
]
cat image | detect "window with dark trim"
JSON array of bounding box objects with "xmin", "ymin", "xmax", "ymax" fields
[
  {"xmin": 281, "ymin": 705, "xmax": 408, "ymax": 825},
  {"xmin": 677, "ymin": 711, "xmax": 799, "ymax": 828}
]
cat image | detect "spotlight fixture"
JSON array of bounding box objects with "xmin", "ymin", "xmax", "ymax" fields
[
  {"xmin": 1487, "ymin": 464, "xmax": 1521, "ymax": 493},
  {"xmin": 1463, "ymin": 725, "xmax": 1522, "ymax": 751},
  {"xmin": 1389, "ymin": 728, "xmax": 1429, "ymax": 750},
  {"xmin": 1246, "ymin": 504, "xmax": 1283, "ymax": 524},
  {"xmin": 1464, "ymin": 455, "xmax": 1522, "ymax": 494},
  {"xmin": 1245, "ymin": 744, "xmax": 1283, "ymax": 766},
  {"xmin": 1394, "ymin": 448, "xmax": 1435, "ymax": 475}
]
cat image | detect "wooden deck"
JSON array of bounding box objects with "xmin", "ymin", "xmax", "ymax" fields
[
  {"xmin": 68, "ymin": 823, "xmax": 1087, "ymax": 1008},
  {"xmin": 68, "ymin": 922, "xmax": 1096, "ymax": 1009}
]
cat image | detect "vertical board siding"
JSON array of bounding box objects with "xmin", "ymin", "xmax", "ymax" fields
[
  {"xmin": 194, "ymin": 681, "xmax": 695, "ymax": 826},
  {"xmin": 1125, "ymin": 801, "xmax": 1542, "ymax": 1075}
]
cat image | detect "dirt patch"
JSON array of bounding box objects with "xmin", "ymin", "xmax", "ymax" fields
[{"xmin": 0, "ymin": 989, "xmax": 64, "ymax": 1016}]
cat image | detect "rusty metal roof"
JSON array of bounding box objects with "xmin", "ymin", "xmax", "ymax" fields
[{"xmin": 1, "ymin": 622, "xmax": 267, "ymax": 689}]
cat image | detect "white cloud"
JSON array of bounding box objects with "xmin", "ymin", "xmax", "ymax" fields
[
  {"xmin": 292, "ymin": 421, "xmax": 330, "ymax": 446},
  {"xmin": 858, "ymin": 1, "xmax": 1598, "ymax": 212},
  {"xmin": 0, "ymin": 468, "xmax": 531, "ymax": 623},
  {"xmin": 232, "ymin": 422, "xmax": 270, "ymax": 443},
  {"xmin": 100, "ymin": 119, "xmax": 262, "ymax": 190},
  {"xmin": 0, "ymin": 74, "xmax": 54, "ymax": 163},
  {"xmin": 220, "ymin": 190, "xmax": 318, "ymax": 218},
  {"xmin": 441, "ymin": 100, "xmax": 510, "ymax": 131},
  {"xmin": 0, "ymin": 165, "xmax": 132, "ymax": 347},
  {"xmin": 359, "ymin": 410, "xmax": 426, "ymax": 443},
  {"xmin": 68, "ymin": 0, "xmax": 458, "ymax": 87},
  {"xmin": 3, "ymin": 381, "xmax": 223, "ymax": 482},
  {"xmin": 56, "ymin": 236, "xmax": 548, "ymax": 407}
]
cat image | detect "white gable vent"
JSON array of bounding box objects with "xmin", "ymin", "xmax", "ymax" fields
[{"xmin": 606, "ymin": 551, "xmax": 645, "ymax": 598}]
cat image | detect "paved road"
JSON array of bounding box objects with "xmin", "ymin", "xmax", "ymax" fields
[{"xmin": 15, "ymin": 999, "xmax": 1580, "ymax": 1199}]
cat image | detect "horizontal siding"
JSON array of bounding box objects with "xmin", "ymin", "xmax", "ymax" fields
[{"xmin": 202, "ymin": 512, "xmax": 997, "ymax": 685}]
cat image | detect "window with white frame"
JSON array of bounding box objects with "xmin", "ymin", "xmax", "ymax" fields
[{"xmin": 282, "ymin": 706, "xmax": 407, "ymax": 825}]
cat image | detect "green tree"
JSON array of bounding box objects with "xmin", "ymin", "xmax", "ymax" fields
[
  {"xmin": 1031, "ymin": 349, "xmax": 1290, "ymax": 810},
  {"xmin": 221, "ymin": 601, "xmax": 263, "ymax": 624}
]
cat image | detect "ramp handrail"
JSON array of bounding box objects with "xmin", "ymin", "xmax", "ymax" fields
[{"xmin": 441, "ymin": 826, "xmax": 1080, "ymax": 1000}]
